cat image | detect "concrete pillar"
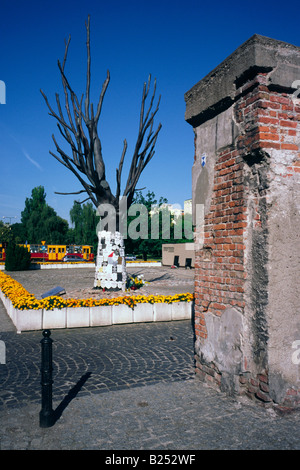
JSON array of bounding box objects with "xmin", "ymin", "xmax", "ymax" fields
[{"xmin": 185, "ymin": 35, "xmax": 300, "ymax": 408}]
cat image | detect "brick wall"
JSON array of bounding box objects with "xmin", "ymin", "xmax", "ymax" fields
[
  {"xmin": 194, "ymin": 145, "xmax": 246, "ymax": 338},
  {"xmin": 192, "ymin": 70, "xmax": 300, "ymax": 407}
]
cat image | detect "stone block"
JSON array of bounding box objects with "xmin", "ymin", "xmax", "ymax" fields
[
  {"xmin": 153, "ymin": 302, "xmax": 172, "ymax": 322},
  {"xmin": 112, "ymin": 304, "xmax": 133, "ymax": 324},
  {"xmin": 133, "ymin": 302, "xmax": 154, "ymax": 323},
  {"xmin": 8, "ymin": 303, "xmax": 17, "ymax": 325},
  {"xmin": 66, "ymin": 307, "xmax": 90, "ymax": 328},
  {"xmin": 185, "ymin": 34, "xmax": 300, "ymax": 126},
  {"xmin": 16, "ymin": 308, "xmax": 43, "ymax": 332},
  {"xmin": 171, "ymin": 301, "xmax": 192, "ymax": 320},
  {"xmin": 43, "ymin": 308, "xmax": 66, "ymax": 329},
  {"xmin": 90, "ymin": 305, "xmax": 112, "ymax": 326}
]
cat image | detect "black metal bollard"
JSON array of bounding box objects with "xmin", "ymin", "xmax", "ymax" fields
[{"xmin": 39, "ymin": 329, "xmax": 55, "ymax": 428}]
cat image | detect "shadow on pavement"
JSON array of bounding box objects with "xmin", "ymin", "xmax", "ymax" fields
[{"xmin": 52, "ymin": 372, "xmax": 92, "ymax": 425}]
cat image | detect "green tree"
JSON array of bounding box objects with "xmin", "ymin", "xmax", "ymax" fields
[
  {"xmin": 10, "ymin": 223, "xmax": 27, "ymax": 244},
  {"xmin": 125, "ymin": 191, "xmax": 169, "ymax": 258},
  {"xmin": 0, "ymin": 221, "xmax": 14, "ymax": 244},
  {"xmin": 5, "ymin": 242, "xmax": 31, "ymax": 271},
  {"xmin": 81, "ymin": 203, "xmax": 99, "ymax": 246},
  {"xmin": 70, "ymin": 203, "xmax": 84, "ymax": 243},
  {"xmin": 125, "ymin": 191, "xmax": 194, "ymax": 259},
  {"xmin": 21, "ymin": 186, "xmax": 47, "ymax": 230},
  {"xmin": 44, "ymin": 209, "xmax": 69, "ymax": 244},
  {"xmin": 69, "ymin": 201, "xmax": 100, "ymax": 253},
  {"xmin": 20, "ymin": 186, "xmax": 68, "ymax": 244}
]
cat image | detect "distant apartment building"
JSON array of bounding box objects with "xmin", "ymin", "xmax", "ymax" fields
[{"xmin": 161, "ymin": 198, "xmax": 195, "ymax": 267}]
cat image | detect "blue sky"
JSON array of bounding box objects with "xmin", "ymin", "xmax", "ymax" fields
[{"xmin": 1, "ymin": 0, "xmax": 300, "ymax": 226}]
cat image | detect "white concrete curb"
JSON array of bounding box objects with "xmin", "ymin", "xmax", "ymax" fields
[
  {"xmin": 0, "ymin": 262, "xmax": 162, "ymax": 270},
  {"xmin": 0, "ymin": 289, "xmax": 193, "ymax": 333}
]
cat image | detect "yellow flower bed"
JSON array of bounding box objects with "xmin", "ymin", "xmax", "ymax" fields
[{"xmin": 0, "ymin": 272, "xmax": 194, "ymax": 311}]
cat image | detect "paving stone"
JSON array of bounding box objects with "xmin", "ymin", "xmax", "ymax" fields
[{"xmin": 0, "ymin": 267, "xmax": 299, "ymax": 451}]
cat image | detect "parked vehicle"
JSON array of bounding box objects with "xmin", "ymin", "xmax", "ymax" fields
[
  {"xmin": 0, "ymin": 243, "xmax": 94, "ymax": 262},
  {"xmin": 62, "ymin": 254, "xmax": 86, "ymax": 262},
  {"xmin": 125, "ymin": 254, "xmax": 136, "ymax": 261}
]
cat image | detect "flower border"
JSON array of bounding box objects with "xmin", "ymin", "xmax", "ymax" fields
[{"xmin": 0, "ymin": 272, "xmax": 194, "ymax": 311}]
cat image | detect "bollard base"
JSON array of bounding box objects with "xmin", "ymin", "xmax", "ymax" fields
[{"xmin": 39, "ymin": 409, "xmax": 55, "ymax": 428}]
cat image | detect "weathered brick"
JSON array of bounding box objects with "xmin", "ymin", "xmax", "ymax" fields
[
  {"xmin": 259, "ymin": 381, "xmax": 269, "ymax": 393},
  {"xmin": 255, "ymin": 390, "xmax": 272, "ymax": 403},
  {"xmin": 281, "ymin": 143, "xmax": 298, "ymax": 150},
  {"xmin": 258, "ymin": 373, "xmax": 268, "ymax": 383},
  {"xmin": 280, "ymin": 120, "xmax": 297, "ymax": 128},
  {"xmin": 250, "ymin": 378, "xmax": 259, "ymax": 387}
]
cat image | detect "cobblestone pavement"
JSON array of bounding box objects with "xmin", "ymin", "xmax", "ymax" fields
[
  {"xmin": 0, "ymin": 319, "xmax": 195, "ymax": 410},
  {"xmin": 0, "ymin": 267, "xmax": 300, "ymax": 451}
]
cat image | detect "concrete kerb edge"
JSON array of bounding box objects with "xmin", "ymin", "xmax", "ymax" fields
[{"xmin": 0, "ymin": 262, "xmax": 162, "ymax": 271}]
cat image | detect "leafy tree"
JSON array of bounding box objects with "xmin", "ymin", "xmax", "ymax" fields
[
  {"xmin": 81, "ymin": 203, "xmax": 99, "ymax": 246},
  {"xmin": 21, "ymin": 186, "xmax": 47, "ymax": 229},
  {"xmin": 10, "ymin": 223, "xmax": 27, "ymax": 244},
  {"xmin": 0, "ymin": 221, "xmax": 14, "ymax": 244},
  {"xmin": 5, "ymin": 242, "xmax": 31, "ymax": 271},
  {"xmin": 125, "ymin": 191, "xmax": 193, "ymax": 258},
  {"xmin": 69, "ymin": 201, "xmax": 100, "ymax": 253},
  {"xmin": 20, "ymin": 186, "xmax": 68, "ymax": 244},
  {"xmin": 70, "ymin": 203, "xmax": 84, "ymax": 243},
  {"xmin": 44, "ymin": 209, "xmax": 69, "ymax": 244},
  {"xmin": 125, "ymin": 191, "xmax": 169, "ymax": 258}
]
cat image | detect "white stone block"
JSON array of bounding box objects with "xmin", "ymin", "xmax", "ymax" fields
[
  {"xmin": 3, "ymin": 296, "xmax": 9, "ymax": 313},
  {"xmin": 133, "ymin": 302, "xmax": 154, "ymax": 323},
  {"xmin": 16, "ymin": 309, "xmax": 43, "ymax": 332},
  {"xmin": 154, "ymin": 302, "xmax": 172, "ymax": 322},
  {"xmin": 171, "ymin": 301, "xmax": 192, "ymax": 320},
  {"xmin": 90, "ymin": 305, "xmax": 112, "ymax": 326},
  {"xmin": 112, "ymin": 304, "xmax": 133, "ymax": 324},
  {"xmin": 66, "ymin": 307, "xmax": 90, "ymax": 328},
  {"xmin": 43, "ymin": 307, "xmax": 67, "ymax": 329},
  {"xmin": 8, "ymin": 301, "xmax": 17, "ymax": 324}
]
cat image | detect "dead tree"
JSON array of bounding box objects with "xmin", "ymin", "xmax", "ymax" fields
[{"xmin": 40, "ymin": 15, "xmax": 161, "ymax": 232}]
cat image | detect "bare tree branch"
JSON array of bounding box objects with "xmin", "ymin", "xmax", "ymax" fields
[
  {"xmin": 85, "ymin": 15, "xmax": 91, "ymax": 121},
  {"xmin": 55, "ymin": 189, "xmax": 87, "ymax": 195},
  {"xmin": 116, "ymin": 139, "xmax": 127, "ymax": 200},
  {"xmin": 123, "ymin": 76, "xmax": 162, "ymax": 204},
  {"xmin": 75, "ymin": 197, "xmax": 92, "ymax": 204},
  {"xmin": 95, "ymin": 70, "xmax": 110, "ymax": 124},
  {"xmin": 41, "ymin": 15, "xmax": 161, "ymax": 230}
]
